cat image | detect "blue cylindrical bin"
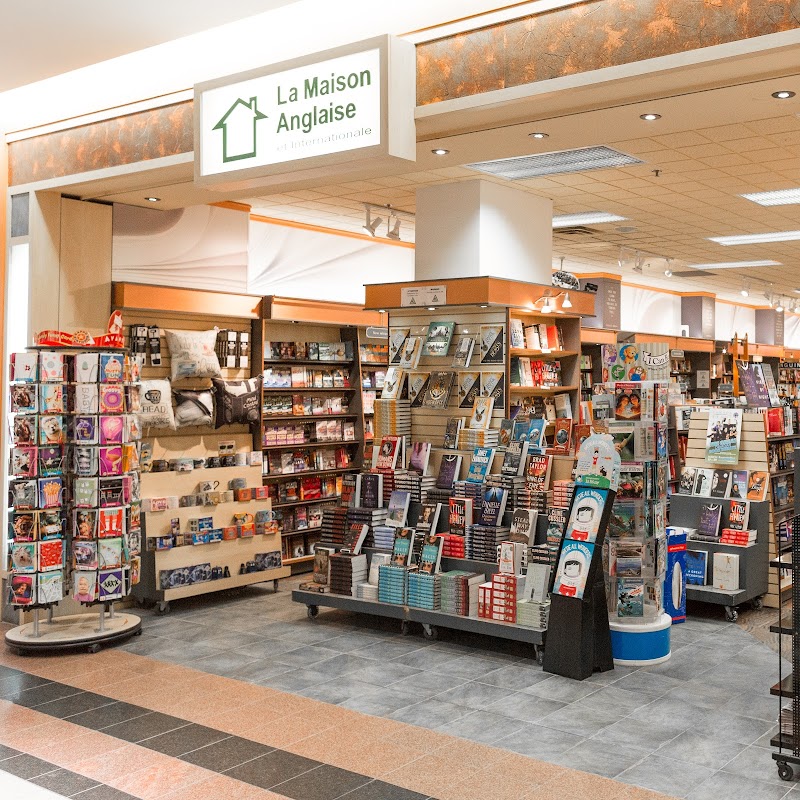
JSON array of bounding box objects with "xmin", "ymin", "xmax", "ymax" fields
[{"xmin": 609, "ymin": 612, "xmax": 672, "ymax": 666}]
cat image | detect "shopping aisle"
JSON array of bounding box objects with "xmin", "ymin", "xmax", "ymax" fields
[{"xmin": 0, "ymin": 580, "xmax": 791, "ymax": 800}]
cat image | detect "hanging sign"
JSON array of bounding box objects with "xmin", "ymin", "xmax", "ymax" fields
[
  {"xmin": 400, "ymin": 285, "xmax": 447, "ymax": 308},
  {"xmin": 195, "ymin": 35, "xmax": 415, "ymax": 189}
]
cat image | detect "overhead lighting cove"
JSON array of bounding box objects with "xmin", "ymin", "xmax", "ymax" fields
[
  {"xmin": 709, "ymin": 232, "xmax": 800, "ymax": 245},
  {"xmin": 552, "ymin": 212, "xmax": 627, "ymax": 228},
  {"xmin": 741, "ymin": 188, "xmax": 800, "ymax": 206},
  {"xmin": 688, "ymin": 260, "xmax": 781, "ymax": 269}
]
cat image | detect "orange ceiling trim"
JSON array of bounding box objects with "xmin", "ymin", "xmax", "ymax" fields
[
  {"xmin": 211, "ymin": 201, "xmax": 251, "ymax": 213},
  {"xmin": 680, "ymin": 292, "xmax": 716, "ymax": 299},
  {"xmin": 574, "ymin": 273, "xmax": 622, "ymax": 282},
  {"xmin": 249, "ymin": 213, "xmax": 415, "ymax": 249},
  {"xmin": 715, "ymin": 297, "xmax": 771, "ymax": 310}
]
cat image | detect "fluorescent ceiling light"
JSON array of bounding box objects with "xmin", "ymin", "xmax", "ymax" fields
[
  {"xmin": 710, "ymin": 231, "xmax": 800, "ymax": 245},
  {"xmin": 465, "ymin": 146, "xmax": 642, "ymax": 180},
  {"xmin": 741, "ymin": 188, "xmax": 800, "ymax": 206},
  {"xmin": 688, "ymin": 260, "xmax": 781, "ymax": 269},
  {"xmin": 552, "ymin": 212, "xmax": 627, "ymax": 228}
]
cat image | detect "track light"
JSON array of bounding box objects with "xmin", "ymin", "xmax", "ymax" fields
[
  {"xmin": 362, "ymin": 207, "xmax": 382, "ymax": 237},
  {"xmin": 776, "ymin": 298, "xmax": 785, "ymax": 313},
  {"xmin": 561, "ymin": 292, "xmax": 572, "ymax": 309},
  {"xmin": 386, "ymin": 215, "xmax": 401, "ymax": 240},
  {"xmin": 740, "ymin": 283, "xmax": 750, "ymax": 298}
]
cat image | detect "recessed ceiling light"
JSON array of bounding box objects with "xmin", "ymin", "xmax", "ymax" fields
[
  {"xmin": 741, "ymin": 188, "xmax": 800, "ymax": 206},
  {"xmin": 688, "ymin": 260, "xmax": 781, "ymax": 268},
  {"xmin": 773, "ymin": 90, "xmax": 796, "ymax": 99},
  {"xmin": 709, "ymin": 231, "xmax": 800, "ymax": 245},
  {"xmin": 640, "ymin": 113, "xmax": 661, "ymax": 121},
  {"xmin": 740, "ymin": 288, "xmax": 749, "ymax": 297},
  {"xmin": 465, "ymin": 146, "xmax": 642, "ymax": 180},
  {"xmin": 479, "ymin": 304, "xmax": 489, "ymax": 308},
  {"xmin": 378, "ymin": 309, "xmax": 386, "ymax": 313},
  {"xmin": 616, "ymin": 226, "xmax": 638, "ymax": 233},
  {"xmin": 144, "ymin": 197, "xmax": 160, "ymax": 202},
  {"xmin": 552, "ymin": 212, "xmax": 627, "ymax": 228},
  {"xmin": 427, "ymin": 306, "xmax": 436, "ymax": 311},
  {"xmin": 431, "ymin": 148, "xmax": 449, "ymax": 156},
  {"xmin": 529, "ymin": 132, "xmax": 549, "ymax": 139}
]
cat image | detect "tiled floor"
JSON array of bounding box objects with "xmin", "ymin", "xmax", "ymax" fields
[{"xmin": 0, "ymin": 577, "xmax": 794, "ymax": 800}]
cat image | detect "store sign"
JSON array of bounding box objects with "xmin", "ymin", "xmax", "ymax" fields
[
  {"xmin": 195, "ymin": 35, "xmax": 415, "ymax": 188},
  {"xmin": 400, "ymin": 285, "xmax": 447, "ymax": 308},
  {"xmin": 365, "ymin": 326, "xmax": 389, "ymax": 339}
]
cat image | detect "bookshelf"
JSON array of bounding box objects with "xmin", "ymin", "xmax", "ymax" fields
[{"xmin": 357, "ymin": 328, "xmax": 389, "ymax": 465}]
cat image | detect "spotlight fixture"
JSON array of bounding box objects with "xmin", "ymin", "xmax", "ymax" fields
[
  {"xmin": 386, "ymin": 215, "xmax": 401, "ymax": 240},
  {"xmin": 529, "ymin": 132, "xmax": 549, "ymax": 139},
  {"xmin": 740, "ymin": 282, "xmax": 750, "ymax": 298},
  {"xmin": 144, "ymin": 197, "xmax": 160, "ymax": 202},
  {"xmin": 772, "ymin": 90, "xmax": 796, "ymax": 99},
  {"xmin": 640, "ymin": 113, "xmax": 661, "ymax": 121},
  {"xmin": 362, "ymin": 207, "xmax": 382, "ymax": 237},
  {"xmin": 431, "ymin": 148, "xmax": 449, "ymax": 156},
  {"xmin": 561, "ymin": 292, "xmax": 573, "ymax": 309},
  {"xmin": 776, "ymin": 298, "xmax": 785, "ymax": 313},
  {"xmin": 539, "ymin": 292, "xmax": 554, "ymax": 313},
  {"xmin": 664, "ymin": 259, "xmax": 673, "ymax": 278}
]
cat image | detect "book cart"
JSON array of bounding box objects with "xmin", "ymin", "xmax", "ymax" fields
[
  {"xmin": 672, "ymin": 408, "xmax": 771, "ymax": 620},
  {"xmin": 6, "ymin": 342, "xmax": 143, "ymax": 654},
  {"xmin": 771, "ymin": 512, "xmax": 800, "ymax": 781}
]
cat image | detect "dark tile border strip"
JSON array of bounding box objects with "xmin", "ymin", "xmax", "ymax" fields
[{"xmin": 0, "ymin": 664, "xmax": 435, "ymax": 800}]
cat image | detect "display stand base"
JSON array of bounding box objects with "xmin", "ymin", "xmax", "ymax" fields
[
  {"xmin": 609, "ymin": 612, "xmax": 672, "ymax": 666},
  {"xmin": 4, "ymin": 610, "xmax": 142, "ymax": 655}
]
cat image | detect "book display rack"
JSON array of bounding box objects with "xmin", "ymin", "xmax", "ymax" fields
[
  {"xmin": 771, "ymin": 513, "xmax": 800, "ymax": 781},
  {"xmin": 5, "ymin": 344, "xmax": 142, "ymax": 653}
]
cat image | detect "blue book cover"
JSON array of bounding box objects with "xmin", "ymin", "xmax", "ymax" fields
[
  {"xmin": 527, "ymin": 418, "xmax": 547, "ymax": 449},
  {"xmin": 553, "ymin": 539, "xmax": 595, "ymax": 599},
  {"xmin": 466, "ymin": 447, "xmax": 495, "ymax": 483},
  {"xmin": 685, "ymin": 549, "xmax": 708, "ymax": 585}
]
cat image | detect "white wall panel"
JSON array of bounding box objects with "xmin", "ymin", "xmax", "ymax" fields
[
  {"xmin": 620, "ymin": 285, "xmax": 681, "ymax": 335},
  {"xmin": 715, "ymin": 302, "xmax": 756, "ymax": 342}
]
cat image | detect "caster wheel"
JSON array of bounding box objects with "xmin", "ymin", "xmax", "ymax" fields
[
  {"xmin": 422, "ymin": 625, "xmax": 438, "ymax": 641},
  {"xmin": 87, "ymin": 644, "xmax": 101, "ymax": 654},
  {"xmin": 752, "ymin": 597, "xmax": 764, "ymax": 611},
  {"xmin": 400, "ymin": 620, "xmax": 411, "ymax": 636},
  {"xmin": 134, "ymin": 628, "xmax": 143, "ymax": 636},
  {"xmin": 307, "ymin": 605, "xmax": 319, "ymax": 619},
  {"xmin": 778, "ymin": 762, "xmax": 794, "ymax": 781},
  {"xmin": 536, "ymin": 647, "xmax": 545, "ymax": 666},
  {"xmin": 155, "ymin": 602, "xmax": 170, "ymax": 616},
  {"xmin": 725, "ymin": 606, "xmax": 738, "ymax": 623}
]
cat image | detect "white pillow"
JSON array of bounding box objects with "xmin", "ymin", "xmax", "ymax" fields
[
  {"xmin": 164, "ymin": 329, "xmax": 222, "ymax": 381},
  {"xmin": 173, "ymin": 389, "xmax": 214, "ymax": 428},
  {"xmin": 139, "ymin": 379, "xmax": 176, "ymax": 430}
]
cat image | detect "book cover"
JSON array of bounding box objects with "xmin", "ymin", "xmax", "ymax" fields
[
  {"xmin": 391, "ymin": 528, "xmax": 415, "ymax": 566},
  {"xmin": 479, "ymin": 324, "xmax": 504, "ymax": 364},
  {"xmin": 705, "ymin": 408, "xmax": 743, "ymax": 466},
  {"xmin": 713, "ymin": 552, "xmax": 740, "ymax": 591},
  {"xmin": 607, "ymin": 502, "xmax": 644, "ymax": 539},
  {"xmin": 609, "ymin": 422, "xmax": 636, "ymax": 462},
  {"xmin": 481, "ymin": 371, "xmax": 505, "ymax": 407},
  {"xmin": 698, "ymin": 503, "xmax": 723, "ymax": 538},
  {"xmin": 417, "ymin": 502, "xmax": 442, "ymax": 532},
  {"xmin": 710, "ymin": 469, "xmax": 731, "ymax": 499},
  {"xmin": 614, "ymin": 384, "xmax": 642, "ymax": 420},
  {"xmin": 407, "ymin": 371, "xmax": 430, "ymax": 408},
  {"xmin": 376, "ymin": 436, "xmax": 401, "ymax": 470},
  {"xmin": 342, "ymin": 523, "xmax": 369, "ymax": 554},
  {"xmin": 400, "ymin": 336, "xmax": 423, "ymax": 370},
  {"xmin": 525, "ymin": 453, "xmax": 552, "ymax": 490},
  {"xmin": 360, "ymin": 473, "xmax": 384, "ymax": 508},
  {"xmin": 746, "ymin": 471, "xmax": 769, "ymax": 502},
  {"xmin": 423, "ymin": 321, "xmax": 456, "ymax": 357},
  {"xmin": 509, "ymin": 318, "xmax": 525, "ymax": 349},
  {"xmin": 409, "ymin": 441, "xmax": 432, "ymax": 476},
  {"xmin": 457, "ymin": 370, "xmax": 481, "ymax": 409},
  {"xmin": 729, "ymin": 470, "xmax": 748, "ymax": 500},
  {"xmin": 466, "ymin": 447, "xmax": 495, "ymax": 483},
  {"xmin": 693, "ymin": 468, "xmax": 713, "ymax": 497},
  {"xmin": 679, "ymin": 466, "xmax": 697, "ymax": 495},
  {"xmin": 565, "ymin": 486, "xmax": 609, "ymax": 543},
  {"xmin": 547, "ymin": 507, "xmax": 567, "ymax": 547},
  {"xmin": 617, "ymin": 465, "xmax": 645, "ymax": 500},
  {"xmin": 387, "ymin": 490, "xmax": 412, "ymax": 528},
  {"xmin": 382, "ymin": 367, "xmax": 405, "ymax": 399},
  {"xmin": 727, "ymin": 500, "xmax": 750, "ymax": 531},
  {"xmin": 761, "ymin": 363, "xmax": 781, "ymax": 407},
  {"xmin": 573, "ymin": 423, "xmax": 592, "ymax": 455},
  {"xmin": 552, "ymin": 418, "xmax": 572, "ymax": 455},
  {"xmin": 553, "ymin": 540, "xmax": 595, "ymax": 598},
  {"xmin": 423, "ymin": 371, "xmax": 456, "ymax": 409},
  {"xmin": 389, "ymin": 328, "xmax": 410, "ymax": 364},
  {"xmin": 419, "ymin": 532, "xmax": 444, "ymax": 574},
  {"xmin": 498, "ymin": 419, "xmax": 514, "ymax": 448},
  {"xmin": 437, "ymin": 454, "xmax": 462, "ymax": 489},
  {"xmin": 527, "ymin": 418, "xmax": 547, "ymax": 449},
  {"xmin": 737, "ymin": 360, "xmax": 771, "ymax": 407},
  {"xmin": 448, "ymin": 497, "xmax": 473, "ymax": 534},
  {"xmin": 509, "ymin": 508, "xmax": 538, "ymax": 544},
  {"xmin": 616, "ymin": 578, "xmax": 644, "ymax": 617},
  {"xmin": 469, "ymin": 396, "xmax": 495, "ymax": 429},
  {"xmin": 523, "ymin": 562, "xmax": 551, "ymax": 604},
  {"xmin": 452, "ymin": 336, "xmax": 475, "ymax": 369},
  {"xmin": 443, "ymin": 418, "xmax": 463, "ymax": 450},
  {"xmin": 501, "ymin": 439, "xmax": 529, "ymax": 476},
  {"xmin": 478, "ymin": 486, "xmax": 508, "ymax": 527}
]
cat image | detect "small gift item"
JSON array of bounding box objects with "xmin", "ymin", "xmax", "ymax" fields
[
  {"xmin": 165, "ymin": 329, "xmax": 222, "ymax": 381},
  {"xmin": 139, "ymin": 380, "xmax": 175, "ymax": 429},
  {"xmin": 148, "ymin": 325, "xmax": 162, "ymax": 367}
]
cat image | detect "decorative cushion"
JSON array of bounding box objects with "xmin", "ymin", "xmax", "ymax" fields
[
  {"xmin": 139, "ymin": 379, "xmax": 176, "ymax": 429},
  {"xmin": 212, "ymin": 377, "xmax": 262, "ymax": 428},
  {"xmin": 164, "ymin": 329, "xmax": 222, "ymax": 381},
  {"xmin": 173, "ymin": 389, "xmax": 214, "ymax": 428}
]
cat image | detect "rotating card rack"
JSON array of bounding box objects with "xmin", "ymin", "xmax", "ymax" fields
[{"xmin": 5, "ymin": 346, "xmax": 142, "ymax": 654}]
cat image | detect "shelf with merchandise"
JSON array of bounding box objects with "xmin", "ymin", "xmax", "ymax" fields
[
  {"xmin": 262, "ymin": 439, "xmax": 359, "ymax": 452},
  {"xmin": 263, "ymin": 467, "xmax": 358, "ymax": 481},
  {"xmin": 271, "ymin": 496, "xmax": 342, "ymax": 510},
  {"xmin": 264, "ymin": 358, "xmax": 354, "ymax": 366},
  {"xmin": 509, "ymin": 385, "xmax": 580, "ymax": 394},
  {"xmin": 285, "ymin": 554, "xmax": 316, "ymax": 565},
  {"xmin": 263, "ymin": 386, "xmax": 357, "ymax": 393},
  {"xmin": 508, "ymin": 348, "xmax": 579, "ymax": 360},
  {"xmin": 261, "ymin": 413, "xmax": 360, "ymax": 422}
]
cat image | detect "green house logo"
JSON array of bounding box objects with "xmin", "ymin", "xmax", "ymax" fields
[{"xmin": 213, "ymin": 96, "xmax": 267, "ymax": 163}]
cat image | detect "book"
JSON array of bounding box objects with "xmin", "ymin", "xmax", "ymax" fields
[
  {"xmin": 382, "ymin": 367, "xmax": 405, "ymax": 399},
  {"xmin": 737, "ymin": 360, "xmax": 771, "ymax": 407},
  {"xmin": 400, "ymin": 337, "xmax": 423, "ymax": 370},
  {"xmin": 614, "ymin": 383, "xmax": 642, "ymax": 420},
  {"xmin": 466, "ymin": 447, "xmax": 495, "ymax": 483},
  {"xmin": 481, "ymin": 371, "xmax": 505, "ymax": 406},
  {"xmin": 437, "ymin": 454, "xmax": 462, "ymax": 489},
  {"xmin": 389, "ymin": 328, "xmax": 410, "ymax": 364},
  {"xmin": 457, "ymin": 371, "xmax": 481, "ymax": 409},
  {"xmin": 552, "ymin": 418, "xmax": 572, "ymax": 455},
  {"xmin": 478, "ymin": 486, "xmax": 508, "ymax": 527},
  {"xmin": 342, "ymin": 524, "xmax": 369, "ymax": 554},
  {"xmin": 498, "ymin": 419, "xmax": 514, "ymax": 448},
  {"xmin": 418, "ymin": 532, "xmax": 444, "ymax": 574},
  {"xmin": 729, "ymin": 470, "xmax": 749, "ymax": 500},
  {"xmin": 746, "ymin": 471, "xmax": 769, "ymax": 502},
  {"xmin": 553, "ymin": 539, "xmax": 594, "ymax": 599},
  {"xmin": 469, "ymin": 396, "xmax": 495, "ymax": 429},
  {"xmin": 710, "ymin": 469, "xmax": 731, "ymax": 499},
  {"xmin": 509, "ymin": 318, "xmax": 525, "ymax": 349},
  {"xmin": 527, "ymin": 418, "xmax": 548, "ymax": 449},
  {"xmin": 727, "ymin": 500, "xmax": 750, "ymax": 531},
  {"xmin": 391, "ymin": 528, "xmax": 416, "ymax": 566},
  {"xmin": 313, "ymin": 546, "xmax": 334, "ymax": 584},
  {"xmin": 705, "ymin": 408, "xmax": 743, "ymax": 466},
  {"xmin": 525, "ymin": 453, "xmax": 552, "ymax": 490},
  {"xmin": 423, "ymin": 321, "xmax": 456, "ymax": 357},
  {"xmin": 713, "ymin": 552, "xmax": 740, "ymax": 591},
  {"xmin": 417, "ymin": 502, "xmax": 442, "ymax": 532},
  {"xmin": 509, "ymin": 508, "xmax": 538, "ymax": 544},
  {"xmin": 616, "ymin": 578, "xmax": 644, "ymax": 617},
  {"xmin": 693, "ymin": 468, "xmax": 713, "ymax": 497},
  {"xmin": 479, "ymin": 324, "xmax": 504, "ymax": 364},
  {"xmin": 685, "ymin": 550, "xmax": 708, "ymax": 585},
  {"xmin": 448, "ymin": 497, "xmax": 473, "ymax": 534},
  {"xmin": 387, "ymin": 491, "xmax": 411, "ymax": 528},
  {"xmin": 565, "ymin": 486, "xmax": 609, "ymax": 543},
  {"xmin": 360, "ymin": 473, "xmax": 384, "ymax": 509},
  {"xmin": 423, "ymin": 371, "xmax": 455, "ymax": 409},
  {"xmin": 501, "ymin": 440, "xmax": 529, "ymax": 476},
  {"xmin": 409, "ymin": 442, "xmax": 432, "ymax": 476},
  {"xmin": 376, "ymin": 436, "xmax": 401, "ymax": 470},
  {"xmin": 698, "ymin": 502, "xmax": 723, "ymax": 539},
  {"xmin": 443, "ymin": 418, "xmax": 463, "ymax": 450},
  {"xmin": 679, "ymin": 466, "xmax": 697, "ymax": 495},
  {"xmin": 407, "ymin": 371, "xmax": 430, "ymax": 408},
  {"xmin": 452, "ymin": 336, "xmax": 475, "ymax": 369}
]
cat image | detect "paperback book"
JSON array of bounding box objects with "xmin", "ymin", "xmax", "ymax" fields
[
  {"xmin": 746, "ymin": 471, "xmax": 769, "ymax": 502},
  {"xmin": 419, "ymin": 532, "xmax": 444, "ymax": 574},
  {"xmin": 705, "ymin": 408, "xmax": 743, "ymax": 466},
  {"xmin": 698, "ymin": 502, "xmax": 723, "ymax": 539},
  {"xmin": 437, "ymin": 454, "xmax": 462, "ymax": 489},
  {"xmin": 400, "ymin": 337, "xmax": 423, "ymax": 370},
  {"xmin": 565, "ymin": 486, "xmax": 609, "ymax": 543},
  {"xmin": 509, "ymin": 508, "xmax": 538, "ymax": 544},
  {"xmin": 479, "ymin": 324, "xmax": 504, "ymax": 364},
  {"xmin": 391, "ymin": 528, "xmax": 416, "ymax": 566},
  {"xmin": 389, "ymin": 328, "xmax": 410, "ymax": 364},
  {"xmin": 386, "ymin": 491, "xmax": 411, "ymax": 528},
  {"xmin": 709, "ymin": 469, "xmax": 731, "ymax": 499},
  {"xmin": 423, "ymin": 371, "xmax": 455, "ymax": 409},
  {"xmin": 423, "ymin": 322, "xmax": 456, "ymax": 357},
  {"xmin": 382, "ymin": 367, "xmax": 405, "ymax": 399},
  {"xmin": 458, "ymin": 371, "xmax": 481, "ymax": 409},
  {"xmin": 407, "ymin": 372, "xmax": 430, "ymax": 408},
  {"xmin": 501, "ymin": 439, "xmax": 529, "ymax": 476},
  {"xmin": 469, "ymin": 396, "xmax": 495, "ymax": 429},
  {"xmin": 443, "ymin": 418, "xmax": 463, "ymax": 450},
  {"xmin": 525, "ymin": 453, "xmax": 552, "ymax": 491},
  {"xmin": 452, "ymin": 336, "xmax": 475, "ymax": 368},
  {"xmin": 467, "ymin": 447, "xmax": 495, "ymax": 483}
]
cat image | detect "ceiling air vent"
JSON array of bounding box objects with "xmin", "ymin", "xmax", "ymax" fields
[
  {"xmin": 465, "ymin": 146, "xmax": 643, "ymax": 180},
  {"xmin": 553, "ymin": 226, "xmax": 597, "ymax": 236},
  {"xmin": 671, "ymin": 270, "xmax": 715, "ymax": 279}
]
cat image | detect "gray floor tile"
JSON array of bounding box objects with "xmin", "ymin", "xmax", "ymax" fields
[
  {"xmin": 299, "ymin": 679, "xmax": 381, "ymax": 705},
  {"xmin": 31, "ymin": 767, "xmax": 101, "ymax": 796},
  {"xmin": 181, "ymin": 735, "xmax": 273, "ymax": 771},
  {"xmin": 315, "ymin": 632, "xmax": 389, "ymax": 653},
  {"xmin": 339, "ymin": 688, "xmax": 418, "ymax": 717},
  {"xmin": 101, "ymin": 712, "xmax": 189, "ymax": 743},
  {"xmin": 196, "ymin": 630, "xmax": 270, "ymax": 650},
  {"xmin": 596, "ymin": 717, "xmax": 685, "ymax": 751},
  {"xmin": 493, "ymin": 722, "xmax": 584, "ymax": 759},
  {"xmin": 663, "ymin": 680, "xmax": 733, "ymax": 711},
  {"xmin": 65, "ymin": 700, "xmax": 152, "ymax": 730},
  {"xmin": 538, "ymin": 704, "xmax": 622, "ymax": 737},
  {"xmin": 478, "ymin": 664, "xmax": 551, "ymax": 691},
  {"xmin": 489, "ymin": 691, "xmax": 567, "ymax": 723},
  {"xmin": 273, "ymin": 764, "xmax": 371, "ymax": 800},
  {"xmin": 392, "ymin": 649, "xmax": 464, "ymax": 670},
  {"xmin": 300, "ymin": 653, "xmax": 378, "ymax": 678},
  {"xmin": 686, "ymin": 771, "xmax": 793, "ymax": 800},
  {"xmin": 223, "ymin": 750, "xmax": 320, "ymax": 789},
  {"xmin": 389, "ymin": 699, "xmax": 473, "ymax": 729},
  {"xmin": 554, "ymin": 738, "xmax": 651, "ymax": 778},
  {"xmin": 526, "ymin": 675, "xmax": 601, "ymax": 703},
  {"xmin": 344, "ymin": 661, "xmax": 422, "ymax": 687},
  {"xmin": 657, "ymin": 730, "xmax": 747, "ymax": 770},
  {"xmin": 572, "ymin": 686, "xmax": 653, "ymax": 715},
  {"xmin": 388, "ymin": 671, "xmax": 469, "ymax": 698},
  {"xmin": 723, "ymin": 745, "xmax": 793, "ymax": 786},
  {"xmin": 184, "ymin": 651, "xmax": 260, "ymax": 676},
  {"xmin": 272, "ymin": 645, "xmax": 343, "ymax": 667},
  {"xmin": 617, "ymin": 753, "xmax": 716, "ymax": 797},
  {"xmin": 231, "ymin": 638, "xmax": 306, "ymax": 659},
  {"xmin": 353, "ymin": 640, "xmax": 431, "ymax": 661},
  {"xmin": 0, "ymin": 745, "xmax": 21, "ymax": 761},
  {"xmin": 143, "ymin": 641, "xmax": 229, "ymax": 664},
  {"xmin": 432, "ymin": 681, "xmax": 509, "ymax": 710},
  {"xmin": 625, "ymin": 695, "xmax": 700, "ymax": 731},
  {"xmin": 434, "ymin": 709, "xmax": 527, "ymax": 744},
  {"xmin": 435, "ymin": 655, "xmax": 514, "ymax": 679},
  {"xmin": 582, "ymin": 665, "xmax": 639, "ymax": 685},
  {"xmin": 612, "ymin": 670, "xmax": 684, "ymax": 698},
  {"xmin": 140, "ymin": 723, "xmax": 231, "ymax": 756},
  {"xmin": 229, "ymin": 660, "xmax": 294, "ymax": 684},
  {"xmin": 0, "ymin": 753, "xmax": 58, "ymax": 779},
  {"xmin": 693, "ymin": 710, "xmax": 776, "ymax": 746},
  {"xmin": 722, "ymin": 692, "xmax": 784, "ymax": 722},
  {"xmin": 261, "ymin": 668, "xmax": 337, "ymax": 692},
  {"xmin": 34, "ymin": 691, "xmax": 118, "ymax": 720},
  {"xmin": 8, "ymin": 681, "xmax": 83, "ymax": 708}
]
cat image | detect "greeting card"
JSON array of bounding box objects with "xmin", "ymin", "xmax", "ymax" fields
[
  {"xmin": 100, "ymin": 353, "xmax": 124, "ymax": 383},
  {"xmin": 38, "ymin": 572, "xmax": 63, "ymax": 605},
  {"xmin": 38, "ymin": 539, "xmax": 64, "ymax": 571},
  {"xmin": 38, "ymin": 510, "xmax": 63, "ymax": 539},
  {"xmin": 73, "ymin": 384, "xmax": 99, "ymax": 414},
  {"xmin": 10, "ymin": 511, "xmax": 37, "ymax": 542},
  {"xmin": 73, "ymin": 571, "xmax": 97, "ymax": 603},
  {"xmin": 37, "ymin": 477, "xmax": 63, "ymax": 509},
  {"xmin": 38, "ymin": 446, "xmax": 64, "ymax": 477},
  {"xmin": 73, "ymin": 540, "xmax": 98, "ymax": 570},
  {"xmin": 11, "ymin": 447, "xmax": 37, "ymax": 477},
  {"xmin": 99, "ymin": 507, "xmax": 125, "ymax": 539},
  {"xmin": 10, "ymin": 384, "xmax": 37, "ymax": 413},
  {"xmin": 73, "ymin": 416, "xmax": 98, "ymax": 444},
  {"xmin": 73, "ymin": 446, "xmax": 99, "ymax": 477},
  {"xmin": 10, "ymin": 480, "xmax": 38, "ymax": 510},
  {"xmin": 73, "ymin": 509, "xmax": 98, "ymax": 540},
  {"xmin": 98, "ymin": 538, "xmax": 123, "ymax": 569},
  {"xmin": 11, "ymin": 542, "xmax": 36, "ymax": 572},
  {"xmin": 99, "ymin": 478, "xmax": 124, "ymax": 508},
  {"xmin": 39, "ymin": 351, "xmax": 66, "ymax": 382},
  {"xmin": 73, "ymin": 352, "xmax": 99, "ymax": 383},
  {"xmin": 100, "ymin": 385, "xmax": 125, "ymax": 414},
  {"xmin": 39, "ymin": 415, "xmax": 64, "ymax": 446},
  {"xmin": 74, "ymin": 477, "xmax": 99, "ymax": 508},
  {"xmin": 99, "ymin": 446, "xmax": 123, "ymax": 476},
  {"xmin": 12, "ymin": 415, "xmax": 37, "ymax": 446},
  {"xmin": 98, "ymin": 568, "xmax": 125, "ymax": 601},
  {"xmin": 10, "ymin": 574, "xmax": 35, "ymax": 605},
  {"xmin": 39, "ymin": 384, "xmax": 65, "ymax": 413},
  {"xmin": 100, "ymin": 416, "xmax": 125, "ymax": 445}
]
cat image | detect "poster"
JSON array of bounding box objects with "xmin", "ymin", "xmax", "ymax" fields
[{"xmin": 705, "ymin": 408, "xmax": 742, "ymax": 466}]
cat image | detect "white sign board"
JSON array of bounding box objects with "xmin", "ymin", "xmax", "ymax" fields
[
  {"xmin": 195, "ymin": 35, "xmax": 415, "ymax": 189},
  {"xmin": 400, "ymin": 285, "xmax": 448, "ymax": 308}
]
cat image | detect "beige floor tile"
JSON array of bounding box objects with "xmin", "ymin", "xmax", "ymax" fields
[
  {"xmin": 160, "ymin": 774, "xmax": 287, "ymax": 800},
  {"xmin": 68, "ymin": 743, "xmax": 170, "ymax": 780},
  {"xmin": 108, "ymin": 760, "xmax": 214, "ymax": 800},
  {"xmin": 383, "ymin": 754, "xmax": 477, "ymax": 796}
]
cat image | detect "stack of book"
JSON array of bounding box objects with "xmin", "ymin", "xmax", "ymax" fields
[
  {"xmin": 551, "ymin": 480, "xmax": 574, "ymax": 508},
  {"xmin": 440, "ymin": 532, "xmax": 466, "ymax": 558},
  {"xmin": 467, "ymin": 525, "xmax": 511, "ymax": 562},
  {"xmin": 458, "ymin": 428, "xmax": 500, "ymax": 449},
  {"xmin": 517, "ymin": 598, "xmax": 550, "ymax": 629},
  {"xmin": 356, "ymin": 582, "xmax": 379, "ymax": 600},
  {"xmin": 485, "ymin": 474, "xmax": 526, "ymax": 511},
  {"xmin": 440, "ymin": 570, "xmax": 483, "ymax": 616},
  {"xmin": 346, "ymin": 506, "xmax": 388, "ymax": 546},
  {"xmin": 452, "ymin": 481, "xmax": 484, "ymax": 516},
  {"xmin": 485, "ymin": 573, "xmax": 523, "ymax": 623},
  {"xmin": 328, "ymin": 553, "xmax": 368, "ymax": 596},
  {"xmin": 516, "ymin": 487, "xmax": 551, "ymax": 512},
  {"xmin": 374, "ymin": 399, "xmax": 412, "ymax": 438},
  {"xmin": 408, "ymin": 572, "xmax": 441, "ymax": 610},
  {"xmin": 317, "ymin": 507, "xmax": 349, "ymax": 548},
  {"xmin": 426, "ymin": 486, "xmax": 454, "ymax": 506},
  {"xmin": 395, "ymin": 471, "xmax": 436, "ymax": 503},
  {"xmin": 377, "ymin": 469, "xmax": 397, "ymax": 506},
  {"xmin": 719, "ymin": 528, "xmax": 757, "ymax": 546},
  {"xmin": 378, "ymin": 563, "xmax": 410, "ymax": 604},
  {"xmin": 371, "ymin": 525, "xmax": 396, "ymax": 550}
]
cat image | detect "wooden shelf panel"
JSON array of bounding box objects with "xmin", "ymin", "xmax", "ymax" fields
[
  {"xmin": 509, "ymin": 349, "xmax": 578, "ymax": 360},
  {"xmin": 262, "ymin": 440, "xmax": 359, "ymax": 451},
  {"xmin": 163, "ymin": 566, "xmax": 290, "ymax": 600},
  {"xmin": 271, "ymin": 497, "xmax": 341, "ymax": 510},
  {"xmin": 509, "ymin": 385, "xmax": 579, "ymax": 394},
  {"xmin": 262, "ymin": 414, "xmax": 359, "ymax": 422},
  {"xmin": 284, "ymin": 554, "xmax": 315, "ymax": 564},
  {"xmin": 264, "ymin": 359, "xmax": 354, "ymax": 366},
  {"xmin": 280, "ymin": 527, "xmax": 323, "ymax": 538},
  {"xmin": 262, "ymin": 386, "xmax": 357, "ymax": 393},
  {"xmin": 262, "ymin": 467, "xmax": 358, "ymax": 481}
]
